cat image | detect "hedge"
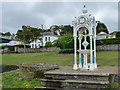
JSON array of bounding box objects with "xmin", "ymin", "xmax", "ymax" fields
[
  {"xmin": 116, "ymin": 32, "xmax": 120, "ymax": 37},
  {"xmin": 57, "ymin": 35, "xmax": 92, "ymax": 49},
  {"xmin": 0, "ymin": 44, "xmax": 31, "ymax": 51},
  {"xmin": 57, "ymin": 35, "xmax": 120, "ymax": 49},
  {"xmin": 96, "ymin": 37, "xmax": 120, "ymax": 45}
]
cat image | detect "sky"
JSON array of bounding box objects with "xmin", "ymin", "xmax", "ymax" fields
[{"xmin": 2, "ymin": 2, "xmax": 118, "ymax": 34}]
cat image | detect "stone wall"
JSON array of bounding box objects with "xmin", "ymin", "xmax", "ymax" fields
[
  {"xmin": 17, "ymin": 47, "xmax": 61, "ymax": 53},
  {"xmin": 97, "ymin": 44, "xmax": 120, "ymax": 51},
  {"xmin": 0, "ymin": 65, "xmax": 19, "ymax": 73},
  {"xmin": 19, "ymin": 63, "xmax": 59, "ymax": 79},
  {"xmin": 109, "ymin": 74, "xmax": 119, "ymax": 84}
]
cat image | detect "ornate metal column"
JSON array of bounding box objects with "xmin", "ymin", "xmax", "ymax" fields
[
  {"xmin": 72, "ymin": 5, "xmax": 97, "ymax": 71},
  {"xmin": 73, "ymin": 36, "xmax": 78, "ymax": 70},
  {"xmin": 79, "ymin": 31, "xmax": 82, "ymax": 69},
  {"xmin": 94, "ymin": 23, "xmax": 97, "ymax": 69}
]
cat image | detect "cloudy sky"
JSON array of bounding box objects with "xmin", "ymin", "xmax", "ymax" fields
[{"xmin": 2, "ymin": 2, "xmax": 118, "ymax": 34}]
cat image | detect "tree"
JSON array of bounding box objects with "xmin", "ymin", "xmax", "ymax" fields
[
  {"xmin": 116, "ymin": 32, "xmax": 120, "ymax": 37},
  {"xmin": 30, "ymin": 27, "xmax": 42, "ymax": 42},
  {"xmin": 60, "ymin": 25, "xmax": 73, "ymax": 35},
  {"xmin": 96, "ymin": 22, "xmax": 109, "ymax": 34},
  {"xmin": 4, "ymin": 32, "xmax": 11, "ymax": 36},
  {"xmin": 16, "ymin": 26, "xmax": 33, "ymax": 53},
  {"xmin": 16, "ymin": 30, "xmax": 24, "ymax": 41},
  {"xmin": 45, "ymin": 41, "xmax": 52, "ymax": 47},
  {"xmin": 16, "ymin": 26, "xmax": 43, "ymax": 52}
]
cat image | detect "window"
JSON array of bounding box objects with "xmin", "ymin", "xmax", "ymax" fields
[
  {"xmin": 39, "ymin": 44, "xmax": 40, "ymax": 48},
  {"xmin": 49, "ymin": 37, "xmax": 50, "ymax": 41},
  {"xmin": 32, "ymin": 44, "xmax": 34, "ymax": 48},
  {"xmin": 35, "ymin": 44, "xmax": 37, "ymax": 48},
  {"xmin": 45, "ymin": 37, "xmax": 47, "ymax": 41}
]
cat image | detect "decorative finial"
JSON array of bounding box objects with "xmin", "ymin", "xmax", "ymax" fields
[
  {"xmin": 82, "ymin": 5, "xmax": 87, "ymax": 14},
  {"xmin": 84, "ymin": 5, "xmax": 86, "ymax": 8}
]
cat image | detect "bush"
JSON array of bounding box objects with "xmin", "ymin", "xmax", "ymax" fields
[
  {"xmin": 45, "ymin": 42, "xmax": 52, "ymax": 47},
  {"xmin": 57, "ymin": 35, "xmax": 92, "ymax": 49},
  {"xmin": 52, "ymin": 42, "xmax": 57, "ymax": 47},
  {"xmin": 1, "ymin": 45, "xmax": 14, "ymax": 51},
  {"xmin": 0, "ymin": 44, "xmax": 31, "ymax": 51},
  {"xmin": 15, "ymin": 44, "xmax": 31, "ymax": 48},
  {"xmin": 57, "ymin": 35, "xmax": 74, "ymax": 49},
  {"xmin": 116, "ymin": 32, "xmax": 120, "ymax": 37},
  {"xmin": 97, "ymin": 37, "xmax": 120, "ymax": 45},
  {"xmin": 57, "ymin": 35, "xmax": 120, "ymax": 49}
]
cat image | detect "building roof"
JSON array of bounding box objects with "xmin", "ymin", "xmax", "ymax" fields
[
  {"xmin": 52, "ymin": 40, "xmax": 58, "ymax": 43},
  {"xmin": 43, "ymin": 32, "xmax": 60, "ymax": 37},
  {"xmin": 97, "ymin": 31, "xmax": 107, "ymax": 35}
]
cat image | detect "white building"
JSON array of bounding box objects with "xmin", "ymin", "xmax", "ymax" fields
[
  {"xmin": 30, "ymin": 32, "xmax": 59, "ymax": 48},
  {"xmin": 108, "ymin": 31, "xmax": 117, "ymax": 38},
  {"xmin": 97, "ymin": 31, "xmax": 108, "ymax": 40},
  {"xmin": 0, "ymin": 40, "xmax": 23, "ymax": 46}
]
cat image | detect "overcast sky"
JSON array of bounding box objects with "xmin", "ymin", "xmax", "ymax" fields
[{"xmin": 2, "ymin": 2, "xmax": 118, "ymax": 34}]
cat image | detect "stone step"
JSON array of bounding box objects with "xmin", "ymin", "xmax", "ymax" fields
[
  {"xmin": 45, "ymin": 72, "xmax": 109, "ymax": 82},
  {"xmin": 34, "ymin": 86, "xmax": 99, "ymax": 90},
  {"xmin": 41, "ymin": 79, "xmax": 109, "ymax": 89},
  {"xmin": 34, "ymin": 86, "xmax": 60, "ymax": 90}
]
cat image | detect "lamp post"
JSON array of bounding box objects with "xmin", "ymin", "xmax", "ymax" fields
[{"xmin": 41, "ymin": 25, "xmax": 43, "ymax": 47}]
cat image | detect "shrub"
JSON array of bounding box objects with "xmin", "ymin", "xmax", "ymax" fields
[
  {"xmin": 57, "ymin": 35, "xmax": 120, "ymax": 49},
  {"xmin": 57, "ymin": 35, "xmax": 92, "ymax": 49},
  {"xmin": 96, "ymin": 37, "xmax": 120, "ymax": 45},
  {"xmin": 52, "ymin": 42, "xmax": 57, "ymax": 47},
  {"xmin": 0, "ymin": 44, "xmax": 31, "ymax": 51},
  {"xmin": 15, "ymin": 44, "xmax": 31, "ymax": 48},
  {"xmin": 57, "ymin": 35, "xmax": 74, "ymax": 49},
  {"xmin": 116, "ymin": 32, "xmax": 120, "ymax": 37},
  {"xmin": 1, "ymin": 45, "xmax": 14, "ymax": 51},
  {"xmin": 45, "ymin": 42, "xmax": 52, "ymax": 47}
]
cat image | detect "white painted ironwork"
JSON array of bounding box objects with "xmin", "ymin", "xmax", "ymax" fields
[{"xmin": 72, "ymin": 5, "xmax": 98, "ymax": 70}]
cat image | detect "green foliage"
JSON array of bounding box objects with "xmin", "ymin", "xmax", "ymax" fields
[
  {"xmin": 45, "ymin": 41, "xmax": 52, "ymax": 47},
  {"xmin": 2, "ymin": 70, "xmax": 41, "ymax": 88},
  {"xmin": 4, "ymin": 32, "xmax": 11, "ymax": 36},
  {"xmin": 60, "ymin": 25, "xmax": 73, "ymax": 35},
  {"xmin": 105, "ymin": 84, "xmax": 119, "ymax": 90},
  {"xmin": 1, "ymin": 45, "xmax": 14, "ymax": 51},
  {"xmin": 97, "ymin": 37, "xmax": 120, "ymax": 45},
  {"xmin": 57, "ymin": 35, "xmax": 74, "ymax": 49},
  {"xmin": 52, "ymin": 42, "xmax": 57, "ymax": 47},
  {"xmin": 14, "ymin": 44, "xmax": 31, "ymax": 48},
  {"xmin": 96, "ymin": 22, "xmax": 109, "ymax": 34},
  {"xmin": 57, "ymin": 35, "xmax": 91, "ymax": 49},
  {"xmin": 51, "ymin": 25, "xmax": 73, "ymax": 36},
  {"xmin": 0, "ymin": 44, "xmax": 31, "ymax": 51},
  {"xmin": 116, "ymin": 32, "xmax": 120, "ymax": 37},
  {"xmin": 16, "ymin": 26, "xmax": 42, "ymax": 44}
]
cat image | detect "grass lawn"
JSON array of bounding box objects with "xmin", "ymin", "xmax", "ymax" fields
[
  {"xmin": 2, "ymin": 51, "xmax": 118, "ymax": 66},
  {"xmin": 2, "ymin": 69, "xmax": 41, "ymax": 88}
]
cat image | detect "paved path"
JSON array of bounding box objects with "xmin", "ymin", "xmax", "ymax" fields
[{"xmin": 45, "ymin": 66, "xmax": 118, "ymax": 74}]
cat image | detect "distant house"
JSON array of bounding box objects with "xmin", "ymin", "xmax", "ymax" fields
[
  {"xmin": 0, "ymin": 34, "xmax": 23, "ymax": 46},
  {"xmin": 30, "ymin": 32, "xmax": 60, "ymax": 48},
  {"xmin": 108, "ymin": 31, "xmax": 117, "ymax": 38},
  {"xmin": 97, "ymin": 31, "xmax": 108, "ymax": 40},
  {"xmin": 0, "ymin": 40, "xmax": 23, "ymax": 46}
]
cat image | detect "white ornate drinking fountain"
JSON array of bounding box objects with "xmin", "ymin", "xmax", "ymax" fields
[{"xmin": 72, "ymin": 5, "xmax": 97, "ymax": 70}]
